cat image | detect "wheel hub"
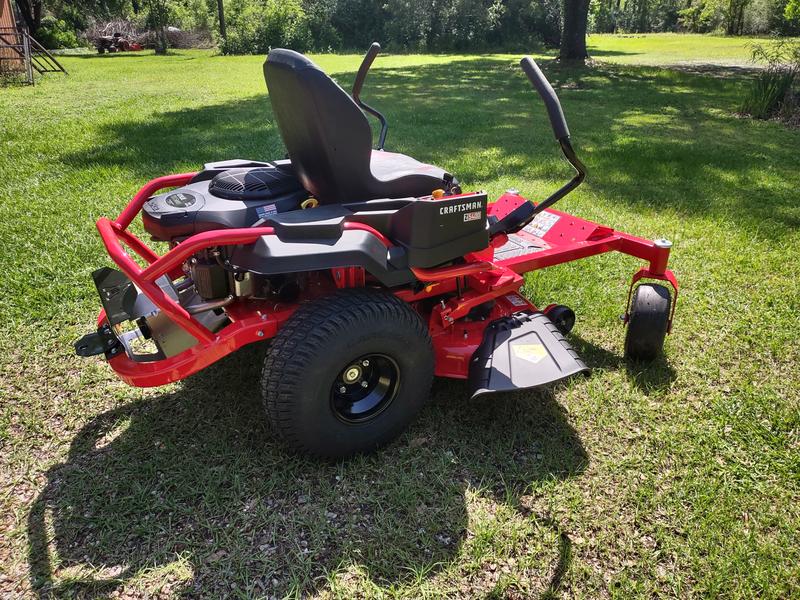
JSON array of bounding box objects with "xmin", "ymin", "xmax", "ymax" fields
[
  {"xmin": 343, "ymin": 365, "xmax": 362, "ymax": 384},
  {"xmin": 331, "ymin": 354, "xmax": 400, "ymax": 423}
]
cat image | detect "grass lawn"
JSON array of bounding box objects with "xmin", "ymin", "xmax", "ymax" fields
[
  {"xmin": 1, "ymin": 35, "xmax": 799, "ymax": 598},
  {"xmin": 587, "ymin": 32, "xmax": 783, "ymax": 66}
]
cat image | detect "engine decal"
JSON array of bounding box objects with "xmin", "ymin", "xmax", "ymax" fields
[
  {"xmin": 165, "ymin": 192, "xmax": 196, "ymax": 208},
  {"xmin": 256, "ymin": 204, "xmax": 278, "ymax": 219}
]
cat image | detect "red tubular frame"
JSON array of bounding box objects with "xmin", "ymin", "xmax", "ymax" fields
[
  {"xmin": 93, "ymin": 176, "xmax": 677, "ymax": 387},
  {"xmin": 95, "ymin": 174, "xmax": 402, "ymax": 386}
]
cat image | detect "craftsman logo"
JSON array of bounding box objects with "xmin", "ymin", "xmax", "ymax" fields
[
  {"xmin": 463, "ymin": 211, "xmax": 482, "ymax": 222},
  {"xmin": 165, "ymin": 192, "xmax": 196, "ymax": 208},
  {"xmin": 439, "ymin": 200, "xmax": 483, "ymax": 215}
]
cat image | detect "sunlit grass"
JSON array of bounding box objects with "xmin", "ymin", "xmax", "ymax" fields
[{"xmin": 588, "ymin": 32, "xmax": 796, "ymax": 66}]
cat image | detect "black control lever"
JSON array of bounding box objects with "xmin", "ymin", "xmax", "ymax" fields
[
  {"xmin": 490, "ymin": 57, "xmax": 586, "ymax": 237},
  {"xmin": 520, "ymin": 57, "xmax": 570, "ymax": 141},
  {"xmin": 353, "ymin": 42, "xmax": 389, "ymax": 150}
]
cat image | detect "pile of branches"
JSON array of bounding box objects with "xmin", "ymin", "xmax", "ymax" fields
[
  {"xmin": 84, "ymin": 19, "xmax": 140, "ymax": 43},
  {"xmin": 83, "ymin": 19, "xmax": 213, "ymax": 49}
]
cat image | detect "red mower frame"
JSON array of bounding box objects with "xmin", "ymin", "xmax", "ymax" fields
[{"xmin": 95, "ymin": 173, "xmax": 678, "ymax": 388}]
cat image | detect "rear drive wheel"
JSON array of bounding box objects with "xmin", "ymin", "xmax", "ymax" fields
[
  {"xmin": 262, "ymin": 289, "xmax": 434, "ymax": 458},
  {"xmin": 624, "ymin": 283, "xmax": 671, "ymax": 361}
]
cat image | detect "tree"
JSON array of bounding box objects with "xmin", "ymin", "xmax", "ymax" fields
[
  {"xmin": 143, "ymin": 0, "xmax": 170, "ymax": 54},
  {"xmin": 14, "ymin": 0, "xmax": 43, "ymax": 34},
  {"xmin": 560, "ymin": 0, "xmax": 591, "ymax": 60},
  {"xmin": 725, "ymin": 0, "xmax": 751, "ymax": 34},
  {"xmin": 787, "ymin": 0, "xmax": 800, "ymax": 25},
  {"xmin": 216, "ymin": 0, "xmax": 226, "ymax": 40}
]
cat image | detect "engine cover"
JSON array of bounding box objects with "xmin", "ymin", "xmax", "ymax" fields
[
  {"xmin": 208, "ymin": 166, "xmax": 302, "ymax": 200},
  {"xmin": 142, "ymin": 163, "xmax": 307, "ymax": 241}
]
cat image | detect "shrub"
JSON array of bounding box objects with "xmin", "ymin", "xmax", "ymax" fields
[
  {"xmin": 220, "ymin": 0, "xmax": 312, "ymax": 54},
  {"xmin": 36, "ymin": 16, "xmax": 82, "ymax": 49},
  {"xmin": 741, "ymin": 39, "xmax": 800, "ymax": 120}
]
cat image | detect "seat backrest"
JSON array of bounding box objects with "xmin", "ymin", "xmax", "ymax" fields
[{"xmin": 264, "ymin": 49, "xmax": 373, "ymax": 205}]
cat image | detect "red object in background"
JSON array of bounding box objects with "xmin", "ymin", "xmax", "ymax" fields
[{"xmin": 95, "ymin": 177, "xmax": 677, "ymax": 387}]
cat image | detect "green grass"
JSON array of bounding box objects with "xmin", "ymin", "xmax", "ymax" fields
[
  {"xmin": 1, "ymin": 35, "xmax": 799, "ymax": 599},
  {"xmin": 588, "ymin": 32, "xmax": 793, "ymax": 66}
]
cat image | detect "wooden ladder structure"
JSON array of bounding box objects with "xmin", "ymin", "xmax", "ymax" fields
[{"xmin": 0, "ymin": 26, "xmax": 67, "ymax": 84}]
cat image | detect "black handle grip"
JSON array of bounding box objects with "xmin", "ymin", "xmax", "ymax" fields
[
  {"xmin": 352, "ymin": 42, "xmax": 388, "ymax": 150},
  {"xmin": 520, "ymin": 56, "xmax": 570, "ymax": 141},
  {"xmin": 353, "ymin": 42, "xmax": 381, "ymax": 101}
]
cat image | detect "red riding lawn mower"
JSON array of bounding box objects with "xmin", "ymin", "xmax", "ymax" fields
[{"xmin": 75, "ymin": 44, "xmax": 678, "ymax": 458}]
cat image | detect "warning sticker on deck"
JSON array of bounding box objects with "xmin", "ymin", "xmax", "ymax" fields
[
  {"xmin": 505, "ymin": 294, "xmax": 528, "ymax": 307},
  {"xmin": 512, "ymin": 343, "xmax": 548, "ymax": 364},
  {"xmin": 524, "ymin": 211, "xmax": 560, "ymax": 238}
]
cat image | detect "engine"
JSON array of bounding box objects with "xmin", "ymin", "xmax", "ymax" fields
[
  {"xmin": 185, "ymin": 249, "xmax": 302, "ymax": 303},
  {"xmin": 139, "ymin": 160, "xmax": 311, "ymax": 308},
  {"xmin": 142, "ymin": 160, "xmax": 307, "ymax": 242}
]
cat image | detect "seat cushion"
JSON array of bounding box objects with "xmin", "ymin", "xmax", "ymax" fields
[{"xmin": 370, "ymin": 150, "xmax": 447, "ymax": 184}]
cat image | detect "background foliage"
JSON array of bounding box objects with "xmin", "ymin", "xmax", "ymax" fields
[{"xmin": 22, "ymin": 0, "xmax": 800, "ymax": 51}]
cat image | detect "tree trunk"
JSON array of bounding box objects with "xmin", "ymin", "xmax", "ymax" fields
[
  {"xmin": 154, "ymin": 26, "xmax": 168, "ymax": 54},
  {"xmin": 726, "ymin": 0, "xmax": 737, "ymax": 34},
  {"xmin": 216, "ymin": 0, "xmax": 226, "ymax": 40},
  {"xmin": 726, "ymin": 0, "xmax": 748, "ymax": 35},
  {"xmin": 14, "ymin": 0, "xmax": 43, "ymax": 36},
  {"xmin": 560, "ymin": 0, "xmax": 591, "ymax": 61},
  {"xmin": 145, "ymin": 0, "xmax": 169, "ymax": 54}
]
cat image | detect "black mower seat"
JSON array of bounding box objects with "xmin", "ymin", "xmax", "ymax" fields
[{"xmin": 264, "ymin": 49, "xmax": 451, "ymax": 205}]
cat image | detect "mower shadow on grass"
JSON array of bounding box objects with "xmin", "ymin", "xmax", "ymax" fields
[{"xmin": 27, "ymin": 344, "xmax": 587, "ymax": 598}]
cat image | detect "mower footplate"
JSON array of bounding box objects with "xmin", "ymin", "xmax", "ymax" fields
[
  {"xmin": 468, "ymin": 312, "xmax": 588, "ymax": 399},
  {"xmin": 74, "ymin": 324, "xmax": 123, "ymax": 358}
]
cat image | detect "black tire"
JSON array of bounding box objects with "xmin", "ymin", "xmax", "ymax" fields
[
  {"xmin": 624, "ymin": 283, "xmax": 671, "ymax": 362},
  {"xmin": 262, "ymin": 289, "xmax": 434, "ymax": 458}
]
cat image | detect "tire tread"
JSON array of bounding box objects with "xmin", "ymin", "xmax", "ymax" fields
[{"xmin": 262, "ymin": 289, "xmax": 432, "ymax": 456}]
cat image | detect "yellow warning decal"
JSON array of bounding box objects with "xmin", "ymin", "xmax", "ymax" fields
[{"xmin": 512, "ymin": 343, "xmax": 548, "ymax": 364}]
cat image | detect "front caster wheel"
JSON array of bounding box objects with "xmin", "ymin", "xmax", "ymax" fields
[
  {"xmin": 624, "ymin": 283, "xmax": 671, "ymax": 362},
  {"xmin": 262, "ymin": 289, "xmax": 434, "ymax": 459}
]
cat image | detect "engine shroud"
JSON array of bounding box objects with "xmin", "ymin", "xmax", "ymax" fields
[{"xmin": 142, "ymin": 161, "xmax": 307, "ymax": 241}]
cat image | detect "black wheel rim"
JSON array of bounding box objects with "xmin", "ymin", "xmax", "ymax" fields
[{"xmin": 330, "ymin": 354, "xmax": 400, "ymax": 423}]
